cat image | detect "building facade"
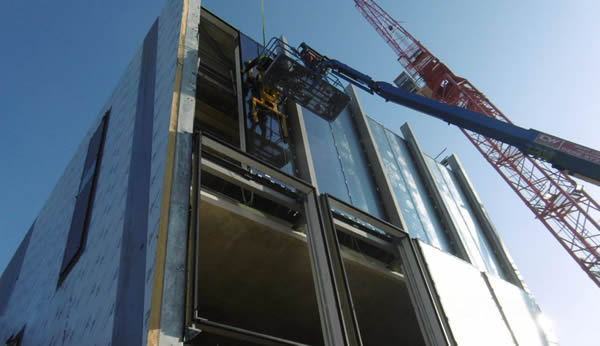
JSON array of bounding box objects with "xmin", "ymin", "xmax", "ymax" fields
[{"xmin": 0, "ymin": 1, "xmax": 556, "ymax": 345}]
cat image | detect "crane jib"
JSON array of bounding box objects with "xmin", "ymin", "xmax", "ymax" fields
[{"xmin": 534, "ymin": 133, "xmax": 600, "ymax": 165}]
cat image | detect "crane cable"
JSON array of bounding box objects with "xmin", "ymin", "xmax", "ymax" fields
[{"xmin": 261, "ymin": 0, "xmax": 266, "ymax": 48}]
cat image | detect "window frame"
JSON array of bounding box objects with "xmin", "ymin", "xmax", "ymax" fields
[{"xmin": 58, "ymin": 111, "xmax": 110, "ymax": 287}]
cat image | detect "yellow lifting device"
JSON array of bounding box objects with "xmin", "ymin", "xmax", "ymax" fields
[{"xmin": 244, "ymin": 57, "xmax": 289, "ymax": 140}]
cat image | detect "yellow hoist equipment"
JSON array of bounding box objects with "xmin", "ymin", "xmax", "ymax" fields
[{"xmin": 244, "ymin": 57, "xmax": 288, "ymax": 140}]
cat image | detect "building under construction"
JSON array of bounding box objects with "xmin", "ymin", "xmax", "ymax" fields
[{"xmin": 0, "ymin": 1, "xmax": 558, "ymax": 345}]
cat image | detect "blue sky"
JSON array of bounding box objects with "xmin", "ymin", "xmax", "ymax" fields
[{"xmin": 1, "ymin": 0, "xmax": 598, "ymax": 344}]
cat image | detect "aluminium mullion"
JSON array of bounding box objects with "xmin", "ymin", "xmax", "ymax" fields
[
  {"xmin": 192, "ymin": 132, "xmax": 203, "ymax": 316},
  {"xmin": 320, "ymin": 195, "xmax": 364, "ymax": 346},
  {"xmin": 303, "ymin": 191, "xmax": 348, "ymax": 346},
  {"xmin": 397, "ymin": 239, "xmax": 455, "ymax": 346}
]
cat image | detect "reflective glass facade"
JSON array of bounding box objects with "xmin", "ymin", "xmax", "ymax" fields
[
  {"xmin": 368, "ymin": 118, "xmax": 455, "ymax": 253},
  {"xmin": 424, "ymin": 155, "xmax": 507, "ymax": 279},
  {"xmin": 304, "ymin": 106, "xmax": 386, "ymax": 220}
]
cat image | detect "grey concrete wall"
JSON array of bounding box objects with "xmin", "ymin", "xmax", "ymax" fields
[{"xmin": 0, "ymin": 1, "xmax": 183, "ymax": 344}]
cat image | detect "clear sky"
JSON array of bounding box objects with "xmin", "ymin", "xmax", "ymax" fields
[{"xmin": 1, "ymin": 0, "xmax": 598, "ymax": 345}]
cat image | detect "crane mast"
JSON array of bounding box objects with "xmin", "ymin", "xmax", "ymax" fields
[{"xmin": 354, "ymin": 0, "xmax": 600, "ymax": 287}]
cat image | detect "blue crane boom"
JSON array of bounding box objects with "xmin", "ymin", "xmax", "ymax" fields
[{"xmin": 257, "ymin": 39, "xmax": 600, "ymax": 187}]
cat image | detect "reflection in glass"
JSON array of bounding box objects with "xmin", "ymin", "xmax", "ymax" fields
[
  {"xmin": 425, "ymin": 156, "xmax": 507, "ymax": 279},
  {"xmin": 304, "ymin": 106, "xmax": 386, "ymax": 219},
  {"xmin": 368, "ymin": 118, "xmax": 454, "ymax": 253}
]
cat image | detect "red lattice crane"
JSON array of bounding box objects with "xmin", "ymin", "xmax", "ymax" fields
[{"xmin": 354, "ymin": 0, "xmax": 600, "ymax": 287}]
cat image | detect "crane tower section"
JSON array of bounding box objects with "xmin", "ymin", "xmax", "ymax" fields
[{"xmin": 354, "ymin": 0, "xmax": 600, "ymax": 287}]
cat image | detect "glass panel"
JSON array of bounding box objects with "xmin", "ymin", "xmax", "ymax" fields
[
  {"xmin": 425, "ymin": 156, "xmax": 506, "ymax": 279},
  {"xmin": 486, "ymin": 274, "xmax": 556, "ymax": 346},
  {"xmin": 368, "ymin": 118, "xmax": 454, "ymax": 253},
  {"xmin": 419, "ymin": 242, "xmax": 515, "ymax": 346},
  {"xmin": 303, "ymin": 106, "xmax": 349, "ymax": 201},
  {"xmin": 368, "ymin": 119, "xmax": 425, "ymax": 236},
  {"xmin": 239, "ymin": 33, "xmax": 296, "ymax": 175},
  {"xmin": 304, "ymin": 106, "xmax": 386, "ymax": 219}
]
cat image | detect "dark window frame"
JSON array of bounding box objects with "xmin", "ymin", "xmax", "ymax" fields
[{"xmin": 58, "ymin": 111, "xmax": 110, "ymax": 287}]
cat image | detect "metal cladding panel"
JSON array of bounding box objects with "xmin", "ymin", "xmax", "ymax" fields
[
  {"xmin": 112, "ymin": 17, "xmax": 159, "ymax": 345},
  {"xmin": 418, "ymin": 241, "xmax": 515, "ymax": 346},
  {"xmin": 0, "ymin": 0, "xmax": 183, "ymax": 344},
  {"xmin": 486, "ymin": 274, "xmax": 555, "ymax": 346}
]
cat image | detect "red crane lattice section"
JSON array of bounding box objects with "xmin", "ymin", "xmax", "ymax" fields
[{"xmin": 355, "ymin": 0, "xmax": 600, "ymax": 287}]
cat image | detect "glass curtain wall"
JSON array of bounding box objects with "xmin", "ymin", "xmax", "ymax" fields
[
  {"xmin": 368, "ymin": 118, "xmax": 455, "ymax": 254},
  {"xmin": 424, "ymin": 155, "xmax": 507, "ymax": 279},
  {"xmin": 304, "ymin": 107, "xmax": 386, "ymax": 220}
]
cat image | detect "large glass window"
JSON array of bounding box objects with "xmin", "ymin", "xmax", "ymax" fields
[
  {"xmin": 304, "ymin": 107, "xmax": 386, "ymax": 219},
  {"xmin": 425, "ymin": 156, "xmax": 507, "ymax": 279},
  {"xmin": 368, "ymin": 118, "xmax": 455, "ymax": 253}
]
